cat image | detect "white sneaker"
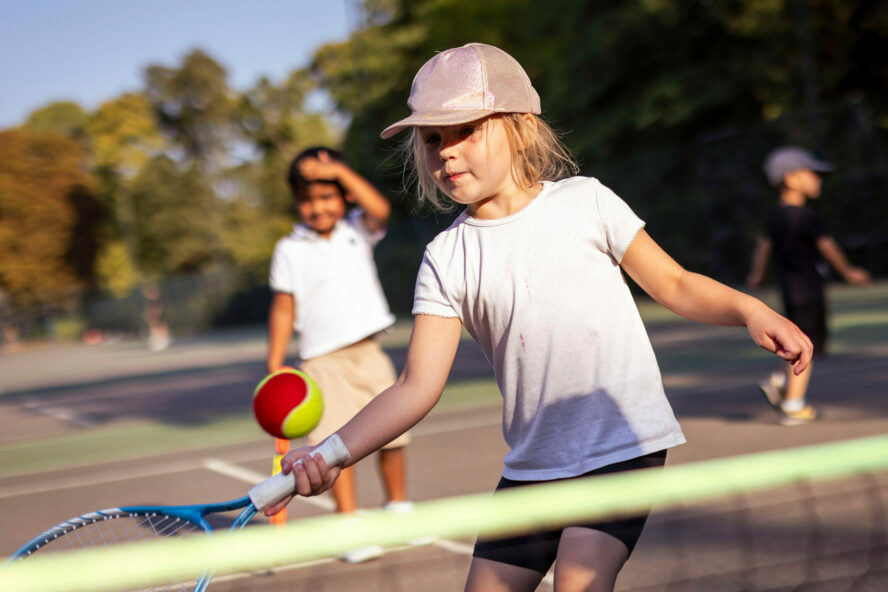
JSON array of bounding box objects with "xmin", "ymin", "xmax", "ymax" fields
[
  {"xmin": 338, "ymin": 514, "xmax": 384, "ymax": 563},
  {"xmin": 758, "ymin": 373, "xmax": 785, "ymax": 410},
  {"xmin": 340, "ymin": 545, "xmax": 384, "ymax": 564},
  {"xmin": 384, "ymin": 501, "xmax": 437, "ymax": 546}
]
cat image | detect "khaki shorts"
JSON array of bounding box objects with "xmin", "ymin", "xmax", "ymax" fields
[{"xmin": 300, "ymin": 338, "xmax": 410, "ymax": 449}]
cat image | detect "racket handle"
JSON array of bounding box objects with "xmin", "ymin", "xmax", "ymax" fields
[{"xmin": 248, "ymin": 434, "xmax": 351, "ymax": 510}]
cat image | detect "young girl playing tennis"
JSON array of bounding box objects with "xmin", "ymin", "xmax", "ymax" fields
[{"xmin": 267, "ymin": 43, "xmax": 812, "ymax": 592}]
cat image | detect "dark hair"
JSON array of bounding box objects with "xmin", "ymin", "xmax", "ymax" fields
[{"xmin": 286, "ymin": 146, "xmax": 348, "ymax": 198}]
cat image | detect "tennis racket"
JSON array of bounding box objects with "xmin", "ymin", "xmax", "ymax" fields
[{"xmin": 8, "ymin": 435, "xmax": 349, "ymax": 591}]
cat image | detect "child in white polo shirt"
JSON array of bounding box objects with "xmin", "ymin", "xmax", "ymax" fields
[{"xmin": 266, "ymin": 146, "xmax": 412, "ymax": 562}]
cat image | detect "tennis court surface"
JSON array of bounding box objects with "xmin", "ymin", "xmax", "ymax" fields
[{"xmin": 1, "ymin": 283, "xmax": 887, "ymax": 590}]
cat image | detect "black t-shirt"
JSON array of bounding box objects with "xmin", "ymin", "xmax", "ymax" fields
[{"xmin": 766, "ymin": 205, "xmax": 826, "ymax": 305}]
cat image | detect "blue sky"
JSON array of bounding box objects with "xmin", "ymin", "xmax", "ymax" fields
[{"xmin": 0, "ymin": 0, "xmax": 356, "ymax": 128}]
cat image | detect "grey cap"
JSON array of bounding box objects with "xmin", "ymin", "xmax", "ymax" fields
[{"xmin": 763, "ymin": 147, "xmax": 832, "ymax": 187}]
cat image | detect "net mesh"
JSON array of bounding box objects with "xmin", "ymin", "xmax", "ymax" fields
[
  {"xmin": 2, "ymin": 434, "xmax": 887, "ymax": 592},
  {"xmin": 623, "ymin": 471, "xmax": 888, "ymax": 591}
]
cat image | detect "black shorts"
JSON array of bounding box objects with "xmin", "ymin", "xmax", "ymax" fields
[
  {"xmin": 785, "ymin": 301, "xmax": 827, "ymax": 356},
  {"xmin": 472, "ymin": 450, "xmax": 668, "ymax": 574}
]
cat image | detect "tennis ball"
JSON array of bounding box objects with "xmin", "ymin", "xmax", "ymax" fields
[{"xmin": 252, "ymin": 368, "xmax": 324, "ymax": 439}]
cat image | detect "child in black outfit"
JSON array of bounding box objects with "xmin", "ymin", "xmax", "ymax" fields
[{"xmin": 749, "ymin": 147, "xmax": 871, "ymax": 425}]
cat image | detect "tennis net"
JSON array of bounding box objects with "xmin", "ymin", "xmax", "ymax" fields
[{"xmin": 2, "ymin": 433, "xmax": 887, "ymax": 592}]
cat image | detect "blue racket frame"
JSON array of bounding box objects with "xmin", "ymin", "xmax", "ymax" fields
[{"xmin": 10, "ymin": 496, "xmax": 259, "ymax": 592}]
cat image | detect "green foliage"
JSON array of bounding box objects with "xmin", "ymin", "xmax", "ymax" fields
[
  {"xmin": 88, "ymin": 93, "xmax": 164, "ymax": 175},
  {"xmin": 23, "ymin": 101, "xmax": 89, "ymax": 138},
  {"xmin": 144, "ymin": 49, "xmax": 236, "ymax": 162},
  {"xmin": 2, "ymin": 46, "xmax": 341, "ymax": 327},
  {"xmin": 219, "ymin": 192, "xmax": 292, "ymax": 269},
  {"xmin": 236, "ymin": 69, "xmax": 335, "ymax": 158},
  {"xmin": 96, "ymin": 239, "xmax": 140, "ymax": 298},
  {"xmin": 50, "ymin": 314, "xmax": 87, "ymax": 342},
  {"xmin": 315, "ymin": 0, "xmax": 888, "ymax": 291},
  {"xmin": 129, "ymin": 156, "xmax": 219, "ymax": 274}
]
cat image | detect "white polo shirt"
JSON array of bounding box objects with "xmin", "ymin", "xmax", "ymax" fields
[
  {"xmin": 269, "ymin": 208, "xmax": 396, "ymax": 360},
  {"xmin": 413, "ymin": 176, "xmax": 685, "ymax": 480}
]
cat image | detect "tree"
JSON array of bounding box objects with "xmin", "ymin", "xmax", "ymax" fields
[
  {"xmin": 88, "ymin": 93, "xmax": 165, "ymax": 176},
  {"xmin": 143, "ymin": 49, "xmax": 235, "ymax": 163},
  {"xmin": 23, "ymin": 101, "xmax": 89, "ymax": 139},
  {"xmin": 236, "ymin": 70, "xmax": 335, "ymax": 160},
  {"xmin": 307, "ymin": 0, "xmax": 887, "ymax": 285},
  {"xmin": 129, "ymin": 155, "xmax": 218, "ymax": 275},
  {"xmin": 0, "ymin": 130, "xmax": 96, "ymax": 309},
  {"xmin": 234, "ymin": 69, "xmax": 337, "ymax": 216}
]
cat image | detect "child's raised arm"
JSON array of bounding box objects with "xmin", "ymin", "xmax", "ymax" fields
[
  {"xmin": 298, "ymin": 150, "xmax": 391, "ymax": 232},
  {"xmin": 263, "ymin": 313, "xmax": 463, "ymax": 514},
  {"xmin": 621, "ymin": 229, "xmax": 813, "ymax": 375}
]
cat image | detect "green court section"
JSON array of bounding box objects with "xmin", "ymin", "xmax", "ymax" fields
[
  {"xmin": 3, "ymin": 433, "xmax": 887, "ymax": 592},
  {"xmin": 0, "ymin": 417, "xmax": 266, "ymax": 478}
]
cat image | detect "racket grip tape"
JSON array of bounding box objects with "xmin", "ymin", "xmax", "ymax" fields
[{"xmin": 248, "ymin": 434, "xmax": 351, "ymax": 510}]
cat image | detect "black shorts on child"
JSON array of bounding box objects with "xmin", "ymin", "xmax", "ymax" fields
[
  {"xmin": 785, "ymin": 300, "xmax": 827, "ymax": 356},
  {"xmin": 472, "ymin": 449, "xmax": 668, "ymax": 574}
]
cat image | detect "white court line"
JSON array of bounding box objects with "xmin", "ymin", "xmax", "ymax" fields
[
  {"xmin": 200, "ymin": 458, "xmax": 481, "ymax": 575},
  {"xmin": 20, "ymin": 396, "xmax": 95, "ymax": 428},
  {"xmin": 0, "ymin": 459, "xmax": 202, "ymax": 500},
  {"xmin": 0, "ymin": 408, "xmax": 500, "ymax": 500},
  {"xmin": 0, "ymin": 456, "xmax": 339, "ymax": 516},
  {"xmin": 202, "ymin": 458, "xmax": 335, "ymax": 511},
  {"xmin": 208, "ymin": 541, "xmax": 468, "ymax": 587}
]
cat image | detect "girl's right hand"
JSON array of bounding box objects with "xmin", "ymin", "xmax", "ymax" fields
[
  {"xmin": 262, "ymin": 445, "xmax": 342, "ymax": 516},
  {"xmin": 744, "ymin": 305, "xmax": 813, "ymax": 375}
]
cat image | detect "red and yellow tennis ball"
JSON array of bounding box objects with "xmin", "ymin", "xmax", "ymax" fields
[{"xmin": 252, "ymin": 368, "xmax": 324, "ymax": 439}]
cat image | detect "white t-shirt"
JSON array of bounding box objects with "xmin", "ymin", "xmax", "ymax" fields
[
  {"xmin": 269, "ymin": 208, "xmax": 396, "ymax": 360},
  {"xmin": 413, "ymin": 176, "xmax": 685, "ymax": 480}
]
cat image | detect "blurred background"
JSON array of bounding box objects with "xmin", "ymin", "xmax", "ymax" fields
[{"xmin": 1, "ymin": 0, "xmax": 885, "ymax": 347}]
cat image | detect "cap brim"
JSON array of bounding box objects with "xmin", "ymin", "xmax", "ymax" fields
[{"xmin": 380, "ymin": 109, "xmax": 495, "ymax": 139}]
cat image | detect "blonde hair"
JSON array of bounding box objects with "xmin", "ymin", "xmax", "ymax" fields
[{"xmin": 401, "ymin": 114, "xmax": 579, "ymax": 211}]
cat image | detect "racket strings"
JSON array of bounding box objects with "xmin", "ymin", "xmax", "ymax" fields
[
  {"xmin": 50, "ymin": 514, "xmax": 204, "ymax": 592},
  {"xmin": 42, "ymin": 513, "xmax": 204, "ymax": 552},
  {"xmin": 138, "ymin": 514, "xmax": 203, "ymax": 540}
]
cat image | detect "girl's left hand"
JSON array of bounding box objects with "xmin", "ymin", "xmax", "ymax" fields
[{"xmin": 745, "ymin": 306, "xmax": 813, "ymax": 375}]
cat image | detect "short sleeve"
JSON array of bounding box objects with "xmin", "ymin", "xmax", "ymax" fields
[
  {"xmin": 269, "ymin": 241, "xmax": 298, "ymax": 295},
  {"xmin": 346, "ymin": 208, "xmax": 386, "ymax": 246},
  {"xmin": 594, "ymin": 181, "xmax": 645, "ymax": 263},
  {"xmin": 412, "ymin": 252, "xmax": 459, "ymax": 318},
  {"xmin": 805, "ymin": 209, "xmax": 825, "ymax": 241}
]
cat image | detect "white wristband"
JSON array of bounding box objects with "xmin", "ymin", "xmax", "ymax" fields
[{"xmin": 248, "ymin": 434, "xmax": 351, "ymax": 510}]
